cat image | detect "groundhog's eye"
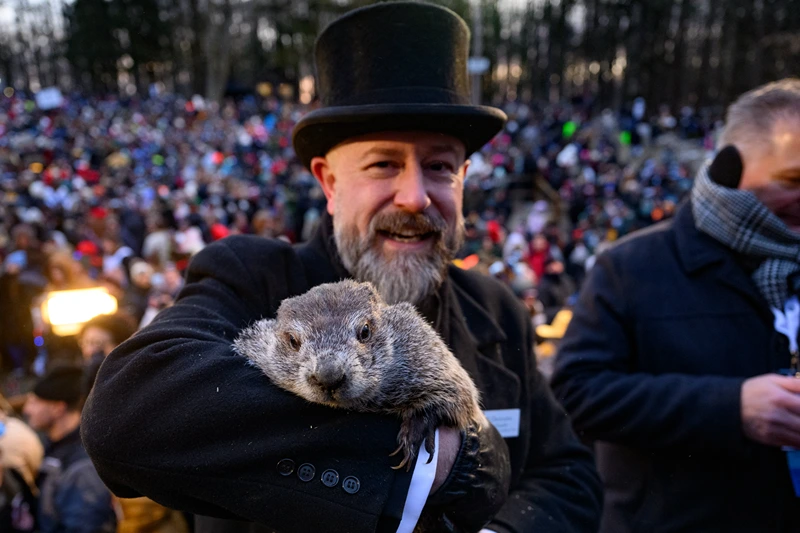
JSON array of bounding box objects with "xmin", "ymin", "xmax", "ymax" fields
[
  {"xmin": 357, "ymin": 323, "xmax": 371, "ymax": 343},
  {"xmin": 286, "ymin": 333, "xmax": 301, "ymax": 351}
]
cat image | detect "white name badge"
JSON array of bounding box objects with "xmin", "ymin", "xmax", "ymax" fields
[{"xmin": 483, "ymin": 408, "xmax": 521, "ymax": 438}]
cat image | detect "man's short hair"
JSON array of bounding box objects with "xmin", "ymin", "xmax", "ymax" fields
[
  {"xmin": 718, "ymin": 78, "xmax": 800, "ymax": 153},
  {"xmin": 80, "ymin": 312, "xmax": 137, "ymax": 347}
]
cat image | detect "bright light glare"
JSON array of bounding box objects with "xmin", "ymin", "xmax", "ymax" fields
[{"xmin": 42, "ymin": 288, "xmax": 118, "ymax": 337}]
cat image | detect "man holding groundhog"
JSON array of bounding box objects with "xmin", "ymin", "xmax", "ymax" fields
[{"xmin": 82, "ymin": 3, "xmax": 602, "ymax": 532}]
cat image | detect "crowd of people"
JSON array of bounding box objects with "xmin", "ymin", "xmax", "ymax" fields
[
  {"xmin": 0, "ymin": 91, "xmax": 716, "ymax": 380},
  {"xmin": 0, "ymin": 88, "xmax": 716, "ymax": 531},
  {"xmin": 2, "ymin": 0, "xmax": 798, "ymax": 529},
  {"xmin": 1, "ymin": 313, "xmax": 190, "ymax": 533}
]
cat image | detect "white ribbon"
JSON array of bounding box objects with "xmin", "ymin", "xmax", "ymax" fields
[{"xmin": 773, "ymin": 295, "xmax": 800, "ymax": 354}]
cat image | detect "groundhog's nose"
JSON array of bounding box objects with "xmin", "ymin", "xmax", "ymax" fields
[{"xmin": 309, "ymin": 370, "xmax": 347, "ymax": 393}]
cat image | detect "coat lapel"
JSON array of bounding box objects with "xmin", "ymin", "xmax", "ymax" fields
[
  {"xmin": 446, "ymin": 272, "xmax": 521, "ymax": 410},
  {"xmin": 674, "ymin": 202, "xmax": 772, "ymax": 321},
  {"xmin": 439, "ymin": 279, "xmax": 484, "ymax": 387}
]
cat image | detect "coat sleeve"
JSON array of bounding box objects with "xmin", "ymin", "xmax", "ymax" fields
[
  {"xmin": 484, "ymin": 313, "xmax": 603, "ymax": 533},
  {"xmin": 550, "ymin": 253, "xmax": 748, "ymax": 455},
  {"xmin": 55, "ymin": 460, "xmax": 116, "ymax": 533},
  {"xmin": 81, "ymin": 237, "xmax": 413, "ymax": 533}
]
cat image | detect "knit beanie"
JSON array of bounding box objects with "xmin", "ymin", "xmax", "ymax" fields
[{"xmin": 32, "ymin": 366, "xmax": 84, "ymax": 407}]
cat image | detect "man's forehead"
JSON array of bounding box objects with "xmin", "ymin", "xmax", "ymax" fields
[
  {"xmin": 772, "ymin": 117, "xmax": 800, "ymax": 150},
  {"xmin": 328, "ymin": 131, "xmax": 466, "ymax": 160},
  {"xmin": 764, "ymin": 118, "xmax": 800, "ymax": 168}
]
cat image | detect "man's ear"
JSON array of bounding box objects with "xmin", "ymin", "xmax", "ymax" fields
[
  {"xmin": 310, "ymin": 156, "xmax": 336, "ymax": 215},
  {"xmin": 460, "ymin": 158, "xmax": 471, "ymax": 179}
]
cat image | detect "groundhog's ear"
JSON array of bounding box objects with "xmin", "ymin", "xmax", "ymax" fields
[
  {"xmin": 233, "ymin": 318, "xmax": 277, "ymax": 358},
  {"xmin": 243, "ymin": 318, "xmax": 276, "ymax": 342},
  {"xmin": 359, "ymin": 281, "xmax": 383, "ymax": 304}
]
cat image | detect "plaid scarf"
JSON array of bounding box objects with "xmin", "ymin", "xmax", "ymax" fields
[{"xmin": 692, "ymin": 164, "xmax": 800, "ymax": 310}]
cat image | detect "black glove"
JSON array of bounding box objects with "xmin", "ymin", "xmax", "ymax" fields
[{"xmin": 423, "ymin": 421, "xmax": 512, "ymax": 532}]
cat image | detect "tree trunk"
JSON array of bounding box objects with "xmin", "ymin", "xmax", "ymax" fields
[
  {"xmin": 189, "ymin": 0, "xmax": 207, "ymax": 95},
  {"xmin": 718, "ymin": 0, "xmax": 739, "ymax": 104},
  {"xmin": 205, "ymin": 0, "xmax": 232, "ymax": 103},
  {"xmin": 749, "ymin": 0, "xmax": 765, "ymax": 91},
  {"xmin": 623, "ymin": 1, "xmax": 644, "ymax": 101},
  {"xmin": 671, "ymin": 0, "xmax": 689, "ymax": 105},
  {"xmin": 695, "ymin": 0, "xmax": 717, "ymax": 106},
  {"xmin": 542, "ymin": 0, "xmax": 553, "ymax": 100},
  {"xmin": 554, "ymin": 0, "xmax": 572, "ymax": 100}
]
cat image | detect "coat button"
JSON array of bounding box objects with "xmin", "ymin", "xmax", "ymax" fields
[
  {"xmin": 297, "ymin": 463, "xmax": 315, "ymax": 482},
  {"xmin": 321, "ymin": 469, "xmax": 339, "ymax": 487},
  {"xmin": 342, "ymin": 476, "xmax": 360, "ymax": 494},
  {"xmin": 276, "ymin": 459, "xmax": 295, "ymax": 476}
]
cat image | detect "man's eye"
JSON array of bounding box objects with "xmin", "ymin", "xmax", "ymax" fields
[
  {"xmin": 428, "ymin": 161, "xmax": 454, "ymax": 173},
  {"xmin": 371, "ymin": 161, "xmax": 392, "ymax": 169}
]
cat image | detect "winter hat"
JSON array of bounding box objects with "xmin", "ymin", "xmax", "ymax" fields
[{"xmin": 32, "ymin": 366, "xmax": 84, "ymax": 407}]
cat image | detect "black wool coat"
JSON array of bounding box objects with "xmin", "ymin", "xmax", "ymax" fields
[
  {"xmin": 82, "ymin": 218, "xmax": 601, "ymax": 533},
  {"xmin": 552, "ymin": 203, "xmax": 800, "ymax": 533}
]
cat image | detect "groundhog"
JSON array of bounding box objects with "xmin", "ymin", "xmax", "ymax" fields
[{"xmin": 233, "ymin": 279, "xmax": 484, "ymax": 470}]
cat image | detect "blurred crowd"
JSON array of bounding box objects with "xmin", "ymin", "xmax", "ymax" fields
[
  {"xmin": 457, "ymin": 99, "xmax": 715, "ymax": 326},
  {"xmin": 0, "ymin": 90, "xmax": 720, "ymax": 531},
  {"xmin": 0, "ymin": 92, "xmax": 718, "ymax": 378}
]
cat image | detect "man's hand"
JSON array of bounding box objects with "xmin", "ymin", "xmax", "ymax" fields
[
  {"xmin": 424, "ymin": 422, "xmax": 511, "ymax": 533},
  {"xmin": 431, "ymin": 427, "xmax": 460, "ymax": 494},
  {"xmin": 742, "ymin": 374, "xmax": 800, "ymax": 447}
]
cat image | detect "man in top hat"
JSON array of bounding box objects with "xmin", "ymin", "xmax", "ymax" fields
[{"xmin": 82, "ymin": 3, "xmax": 602, "ymax": 533}]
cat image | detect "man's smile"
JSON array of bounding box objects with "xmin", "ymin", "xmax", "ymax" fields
[{"xmin": 376, "ymin": 229, "xmax": 437, "ymax": 243}]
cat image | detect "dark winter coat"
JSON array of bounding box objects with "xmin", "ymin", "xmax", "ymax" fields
[
  {"xmin": 82, "ymin": 215, "xmax": 601, "ymax": 533},
  {"xmin": 552, "ymin": 203, "xmax": 800, "ymax": 533},
  {"xmin": 0, "ymin": 467, "xmax": 37, "ymax": 533},
  {"xmin": 37, "ymin": 427, "xmax": 116, "ymax": 533}
]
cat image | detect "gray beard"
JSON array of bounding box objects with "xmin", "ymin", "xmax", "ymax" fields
[{"xmin": 333, "ymin": 209, "xmax": 464, "ymax": 305}]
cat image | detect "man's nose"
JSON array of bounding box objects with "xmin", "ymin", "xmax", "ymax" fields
[{"xmin": 393, "ymin": 163, "xmax": 431, "ymax": 213}]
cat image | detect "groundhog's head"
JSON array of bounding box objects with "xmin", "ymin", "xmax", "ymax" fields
[{"xmin": 238, "ymin": 280, "xmax": 390, "ymax": 409}]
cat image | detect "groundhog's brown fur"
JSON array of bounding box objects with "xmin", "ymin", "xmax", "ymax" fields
[{"xmin": 233, "ymin": 279, "xmax": 484, "ymax": 469}]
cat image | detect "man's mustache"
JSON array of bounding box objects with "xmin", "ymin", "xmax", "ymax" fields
[{"xmin": 368, "ymin": 211, "xmax": 447, "ymax": 237}]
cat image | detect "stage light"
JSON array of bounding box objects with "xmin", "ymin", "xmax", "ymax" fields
[{"xmin": 41, "ymin": 287, "xmax": 118, "ymax": 337}]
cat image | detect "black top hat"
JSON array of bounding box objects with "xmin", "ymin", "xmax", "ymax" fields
[{"xmin": 292, "ymin": 1, "xmax": 507, "ymax": 169}]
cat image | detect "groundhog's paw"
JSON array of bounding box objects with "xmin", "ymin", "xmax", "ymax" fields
[
  {"xmin": 391, "ymin": 413, "xmax": 436, "ymax": 471},
  {"xmin": 389, "ymin": 432, "xmax": 415, "ymax": 471},
  {"xmin": 423, "ymin": 426, "xmax": 436, "ymax": 460}
]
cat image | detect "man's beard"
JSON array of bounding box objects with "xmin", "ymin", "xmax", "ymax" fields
[{"xmin": 333, "ymin": 208, "xmax": 464, "ymax": 305}]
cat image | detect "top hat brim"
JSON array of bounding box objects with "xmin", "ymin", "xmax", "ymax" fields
[{"xmin": 292, "ymin": 104, "xmax": 507, "ymax": 169}]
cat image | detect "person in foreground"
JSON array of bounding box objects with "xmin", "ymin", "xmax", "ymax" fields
[
  {"xmin": 81, "ymin": 3, "xmax": 602, "ymax": 533},
  {"xmin": 552, "ymin": 78, "xmax": 800, "ymax": 532}
]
